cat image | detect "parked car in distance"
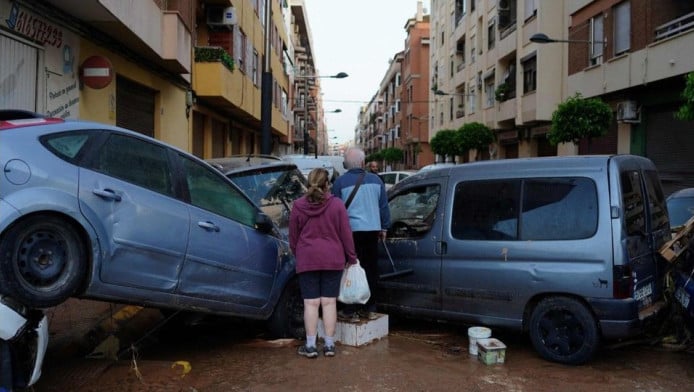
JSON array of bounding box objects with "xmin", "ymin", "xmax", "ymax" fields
[
  {"xmin": 377, "ymin": 155, "xmax": 670, "ymax": 365},
  {"xmin": 378, "ymin": 171, "xmax": 416, "ymax": 190},
  {"xmin": 666, "ymin": 187, "xmax": 694, "ymax": 229},
  {"xmin": 206, "ymin": 156, "xmax": 307, "ymax": 234},
  {"xmin": 0, "ymin": 111, "xmax": 302, "ymax": 338},
  {"xmin": 418, "ymin": 162, "xmax": 457, "ymax": 172}
]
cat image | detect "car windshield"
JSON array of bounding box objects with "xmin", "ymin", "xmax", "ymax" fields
[
  {"xmin": 225, "ymin": 166, "xmax": 306, "ymax": 232},
  {"xmin": 667, "ymin": 196, "xmax": 694, "ymax": 227}
]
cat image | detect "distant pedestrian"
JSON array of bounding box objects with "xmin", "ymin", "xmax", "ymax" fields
[
  {"xmin": 367, "ymin": 161, "xmax": 380, "ymax": 174},
  {"xmin": 289, "ymin": 168, "xmax": 357, "ymax": 358},
  {"xmin": 333, "ymin": 147, "xmax": 390, "ymax": 322}
]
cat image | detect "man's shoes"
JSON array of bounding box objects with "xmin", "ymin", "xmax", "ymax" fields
[
  {"xmin": 323, "ymin": 345, "xmax": 336, "ymax": 357},
  {"xmin": 297, "ymin": 345, "xmax": 318, "ymax": 358},
  {"xmin": 358, "ymin": 310, "xmax": 379, "ymax": 320},
  {"xmin": 337, "ymin": 310, "xmax": 360, "ymax": 323}
]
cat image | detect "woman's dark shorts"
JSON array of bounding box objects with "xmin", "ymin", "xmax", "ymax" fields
[{"xmin": 298, "ymin": 269, "xmax": 343, "ymax": 299}]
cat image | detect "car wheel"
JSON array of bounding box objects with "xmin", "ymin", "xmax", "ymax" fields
[
  {"xmin": 267, "ymin": 278, "xmax": 304, "ymax": 339},
  {"xmin": 528, "ymin": 296, "xmax": 599, "ymax": 365},
  {"xmin": 0, "ymin": 215, "xmax": 87, "ymax": 308}
]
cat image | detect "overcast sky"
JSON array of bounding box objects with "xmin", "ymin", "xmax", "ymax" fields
[{"xmin": 302, "ymin": 0, "xmax": 431, "ymax": 146}]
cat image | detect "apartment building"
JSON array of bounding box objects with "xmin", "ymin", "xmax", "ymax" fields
[
  {"xmin": 357, "ymin": 1, "xmax": 433, "ymax": 170},
  {"xmin": 287, "ymin": 0, "xmax": 332, "ymax": 156},
  {"xmin": 563, "ymin": 0, "xmax": 694, "ymax": 195},
  {"xmin": 430, "ymin": 0, "xmax": 574, "ymax": 162},
  {"xmin": 0, "ymin": 0, "xmax": 293, "ymax": 157}
]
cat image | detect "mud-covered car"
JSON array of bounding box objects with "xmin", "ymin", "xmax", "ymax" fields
[{"xmin": 0, "ymin": 111, "xmax": 302, "ymax": 338}]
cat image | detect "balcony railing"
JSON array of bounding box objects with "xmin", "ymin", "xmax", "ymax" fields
[{"xmin": 655, "ymin": 11, "xmax": 694, "ymax": 41}]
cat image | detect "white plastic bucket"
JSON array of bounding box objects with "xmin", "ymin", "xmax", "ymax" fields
[{"xmin": 468, "ymin": 326, "xmax": 491, "ymax": 355}]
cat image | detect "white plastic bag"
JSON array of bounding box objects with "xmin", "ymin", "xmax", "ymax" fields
[{"xmin": 338, "ymin": 260, "xmax": 371, "ymax": 304}]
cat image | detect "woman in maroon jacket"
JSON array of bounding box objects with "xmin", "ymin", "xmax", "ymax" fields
[{"xmin": 289, "ymin": 168, "xmax": 357, "ymax": 358}]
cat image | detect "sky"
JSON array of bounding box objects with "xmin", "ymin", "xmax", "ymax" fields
[{"xmin": 302, "ymin": 0, "xmax": 431, "ymax": 145}]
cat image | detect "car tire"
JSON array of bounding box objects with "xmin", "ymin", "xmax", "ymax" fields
[
  {"xmin": 528, "ymin": 296, "xmax": 599, "ymax": 365},
  {"xmin": 0, "ymin": 215, "xmax": 87, "ymax": 308},
  {"xmin": 267, "ymin": 278, "xmax": 304, "ymax": 339}
]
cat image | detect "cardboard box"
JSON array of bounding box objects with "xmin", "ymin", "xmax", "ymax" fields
[{"xmin": 477, "ymin": 338, "xmax": 506, "ymax": 365}]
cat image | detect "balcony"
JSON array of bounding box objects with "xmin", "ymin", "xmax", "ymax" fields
[
  {"xmin": 655, "ymin": 11, "xmax": 694, "ymax": 41},
  {"xmin": 44, "ymin": 0, "xmax": 191, "ymax": 74}
]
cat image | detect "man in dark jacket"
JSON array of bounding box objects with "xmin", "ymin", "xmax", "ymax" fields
[{"xmin": 332, "ymin": 147, "xmax": 390, "ymax": 321}]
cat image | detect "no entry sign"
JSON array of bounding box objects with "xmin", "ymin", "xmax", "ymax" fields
[{"xmin": 81, "ymin": 55, "xmax": 113, "ymax": 89}]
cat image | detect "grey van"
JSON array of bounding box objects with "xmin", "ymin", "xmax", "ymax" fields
[{"xmin": 378, "ymin": 155, "xmax": 670, "ymax": 365}]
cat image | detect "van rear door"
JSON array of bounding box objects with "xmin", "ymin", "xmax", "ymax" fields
[{"xmin": 612, "ymin": 156, "xmax": 669, "ymax": 312}]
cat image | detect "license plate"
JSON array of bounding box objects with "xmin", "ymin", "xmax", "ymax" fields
[
  {"xmin": 633, "ymin": 283, "xmax": 653, "ymax": 301},
  {"xmin": 675, "ymin": 286, "xmax": 691, "ymax": 309}
]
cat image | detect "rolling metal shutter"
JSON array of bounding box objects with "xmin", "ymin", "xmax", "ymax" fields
[
  {"xmin": 646, "ymin": 106, "xmax": 694, "ymax": 196},
  {"xmin": 116, "ymin": 76, "xmax": 155, "ymax": 137},
  {"xmin": 0, "ymin": 33, "xmax": 40, "ymax": 111}
]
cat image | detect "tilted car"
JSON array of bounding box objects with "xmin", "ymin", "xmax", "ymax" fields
[
  {"xmin": 377, "ymin": 155, "xmax": 670, "ymax": 365},
  {"xmin": 378, "ymin": 170, "xmax": 415, "ymax": 190},
  {"xmin": 0, "ymin": 111, "xmax": 302, "ymax": 338}
]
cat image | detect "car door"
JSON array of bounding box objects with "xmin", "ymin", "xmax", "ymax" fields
[
  {"xmin": 176, "ymin": 154, "xmax": 285, "ymax": 311},
  {"xmin": 378, "ymin": 178, "xmax": 447, "ymax": 312},
  {"xmin": 78, "ymin": 132, "xmax": 189, "ymax": 292}
]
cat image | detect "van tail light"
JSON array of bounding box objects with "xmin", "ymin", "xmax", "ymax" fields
[{"xmin": 613, "ymin": 265, "xmax": 634, "ymax": 299}]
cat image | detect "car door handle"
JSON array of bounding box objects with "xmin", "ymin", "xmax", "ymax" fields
[
  {"xmin": 197, "ymin": 221, "xmax": 220, "ymax": 232},
  {"xmin": 92, "ymin": 188, "xmax": 122, "ymax": 202}
]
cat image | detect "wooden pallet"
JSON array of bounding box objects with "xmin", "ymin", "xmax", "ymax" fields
[{"xmin": 660, "ymin": 215, "xmax": 694, "ymax": 262}]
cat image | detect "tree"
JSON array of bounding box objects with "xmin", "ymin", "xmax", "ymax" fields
[
  {"xmin": 457, "ymin": 122, "xmax": 494, "ymax": 160},
  {"xmin": 548, "ymin": 93, "xmax": 613, "ymax": 146},
  {"xmin": 381, "ymin": 147, "xmax": 404, "ymax": 164},
  {"xmin": 430, "ymin": 129, "xmax": 459, "ymax": 162},
  {"xmin": 676, "ymin": 72, "xmax": 694, "ymax": 121},
  {"xmin": 365, "ymin": 151, "xmax": 384, "ymax": 163}
]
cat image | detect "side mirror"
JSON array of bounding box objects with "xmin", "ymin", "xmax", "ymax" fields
[{"xmin": 255, "ymin": 212, "xmax": 274, "ymax": 234}]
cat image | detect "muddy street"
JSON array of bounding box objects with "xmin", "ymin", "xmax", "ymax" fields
[{"xmin": 33, "ymin": 308, "xmax": 693, "ymax": 392}]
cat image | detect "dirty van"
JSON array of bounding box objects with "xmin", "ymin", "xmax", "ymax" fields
[{"xmin": 377, "ymin": 155, "xmax": 670, "ymax": 365}]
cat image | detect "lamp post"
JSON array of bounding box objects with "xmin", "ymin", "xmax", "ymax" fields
[
  {"xmin": 295, "ymin": 72, "xmax": 348, "ymax": 156},
  {"xmin": 529, "ymin": 32, "xmax": 606, "ymax": 45}
]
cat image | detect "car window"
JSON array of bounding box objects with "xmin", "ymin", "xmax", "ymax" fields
[
  {"xmin": 181, "ymin": 155, "xmax": 256, "ymax": 227},
  {"xmin": 621, "ymin": 170, "xmax": 646, "ymax": 236},
  {"xmin": 452, "ymin": 177, "xmax": 597, "ymax": 241},
  {"xmin": 667, "ymin": 196, "xmax": 694, "ymax": 227},
  {"xmin": 226, "ymin": 166, "xmax": 306, "ymax": 229},
  {"xmin": 42, "ymin": 132, "xmax": 91, "ymax": 161},
  {"xmin": 643, "ymin": 170, "xmax": 669, "ymax": 231},
  {"xmin": 380, "ymin": 173, "xmax": 396, "ymax": 185},
  {"xmin": 90, "ymin": 133, "xmax": 174, "ymax": 197},
  {"xmin": 388, "ymin": 184, "xmax": 440, "ymax": 238}
]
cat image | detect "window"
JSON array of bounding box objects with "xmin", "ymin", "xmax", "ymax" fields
[
  {"xmin": 388, "ymin": 185, "xmax": 440, "ymax": 238},
  {"xmin": 590, "ymin": 14, "xmax": 604, "ymax": 65},
  {"xmin": 91, "ymin": 134, "xmax": 174, "ymax": 197},
  {"xmin": 620, "ymin": 171, "xmax": 645, "ymax": 236},
  {"xmin": 451, "ymin": 177, "xmax": 598, "ymax": 241},
  {"xmin": 236, "ymin": 28, "xmax": 248, "ymax": 73},
  {"xmin": 471, "ymin": 0, "xmax": 476, "ymax": 12},
  {"xmin": 252, "ymin": 49, "xmax": 259, "ymax": 85},
  {"xmin": 522, "ymin": 55, "xmax": 536, "ymax": 93},
  {"xmin": 468, "ymin": 85, "xmax": 476, "ymax": 113},
  {"xmin": 43, "ymin": 132, "xmax": 91, "ymax": 161},
  {"xmin": 488, "ymin": 20, "xmax": 496, "ymax": 50},
  {"xmin": 182, "ymin": 155, "xmax": 256, "ymax": 226},
  {"xmin": 484, "ymin": 75, "xmax": 495, "ymax": 108},
  {"xmin": 470, "ymin": 36, "xmax": 476, "ymax": 63},
  {"xmin": 614, "ymin": 1, "xmax": 630, "ymax": 55}
]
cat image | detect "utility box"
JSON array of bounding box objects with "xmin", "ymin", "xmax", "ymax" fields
[{"xmin": 317, "ymin": 313, "xmax": 388, "ymax": 346}]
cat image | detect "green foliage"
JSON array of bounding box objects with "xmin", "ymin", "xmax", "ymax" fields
[
  {"xmin": 194, "ymin": 46, "xmax": 235, "ymax": 72},
  {"xmin": 430, "ymin": 129, "xmax": 459, "ymax": 160},
  {"xmin": 382, "ymin": 147, "xmax": 404, "ymax": 163},
  {"xmin": 366, "ymin": 151, "xmax": 383, "ymax": 162},
  {"xmin": 495, "ymin": 83, "xmax": 510, "ymax": 102},
  {"xmin": 548, "ymin": 93, "xmax": 612, "ymax": 146},
  {"xmin": 675, "ymin": 72, "xmax": 694, "ymax": 121},
  {"xmin": 457, "ymin": 122, "xmax": 494, "ymax": 152}
]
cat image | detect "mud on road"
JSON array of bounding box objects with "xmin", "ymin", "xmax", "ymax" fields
[{"xmin": 33, "ymin": 308, "xmax": 694, "ymax": 392}]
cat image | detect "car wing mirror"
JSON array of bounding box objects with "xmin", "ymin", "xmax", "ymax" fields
[{"xmin": 255, "ymin": 212, "xmax": 274, "ymax": 234}]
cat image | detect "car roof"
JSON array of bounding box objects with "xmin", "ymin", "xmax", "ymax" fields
[
  {"xmin": 206, "ymin": 156, "xmax": 296, "ymax": 175},
  {"xmin": 667, "ymin": 187, "xmax": 694, "ymax": 200}
]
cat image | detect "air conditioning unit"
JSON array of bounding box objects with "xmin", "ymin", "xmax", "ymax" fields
[
  {"xmin": 207, "ymin": 6, "xmax": 237, "ymax": 29},
  {"xmin": 616, "ymin": 100, "xmax": 640, "ymax": 122}
]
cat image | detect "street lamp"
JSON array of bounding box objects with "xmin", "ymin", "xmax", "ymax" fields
[
  {"xmin": 529, "ymin": 32, "xmax": 606, "ymax": 45},
  {"xmin": 295, "ymin": 72, "xmax": 348, "ymax": 156}
]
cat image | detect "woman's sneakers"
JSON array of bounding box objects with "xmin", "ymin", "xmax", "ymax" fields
[
  {"xmin": 323, "ymin": 345, "xmax": 336, "ymax": 357},
  {"xmin": 297, "ymin": 345, "xmax": 318, "ymax": 358}
]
